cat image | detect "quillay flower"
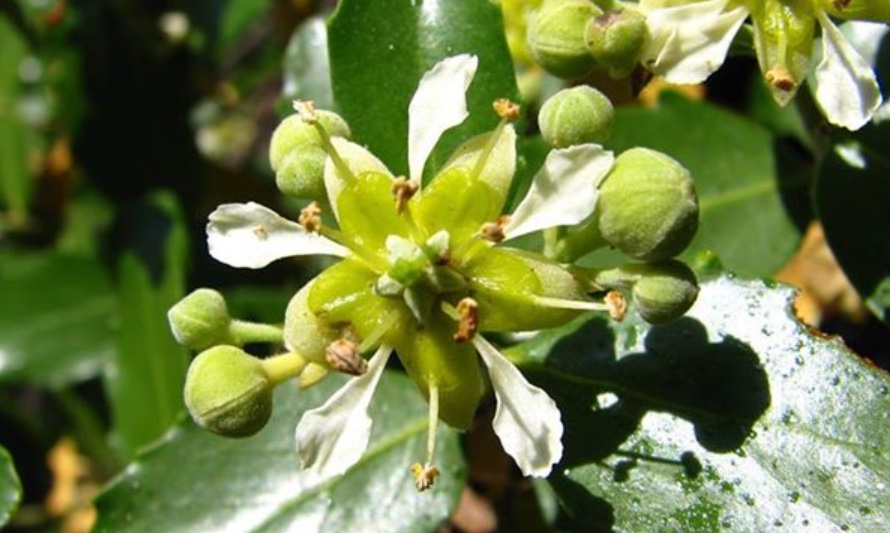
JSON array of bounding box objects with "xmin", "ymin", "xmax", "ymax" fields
[
  {"xmin": 170, "ymin": 54, "xmax": 700, "ymax": 490},
  {"xmin": 525, "ymin": 0, "xmax": 888, "ymax": 130},
  {"xmin": 640, "ymin": 0, "xmax": 887, "ymax": 130}
]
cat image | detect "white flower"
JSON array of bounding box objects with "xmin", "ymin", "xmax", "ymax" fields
[
  {"xmin": 206, "ymin": 54, "xmax": 615, "ymax": 484},
  {"xmin": 640, "ymin": 0, "xmax": 884, "ymax": 130}
]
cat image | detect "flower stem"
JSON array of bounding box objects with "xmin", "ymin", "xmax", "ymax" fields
[
  {"xmin": 426, "ymin": 385, "xmax": 440, "ymax": 465},
  {"xmin": 261, "ymin": 352, "xmax": 308, "ymax": 385},
  {"xmin": 229, "ymin": 320, "xmax": 284, "ymax": 345}
]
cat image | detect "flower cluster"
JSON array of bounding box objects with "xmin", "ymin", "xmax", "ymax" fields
[
  {"xmin": 526, "ymin": 0, "xmax": 889, "ymax": 130},
  {"xmin": 169, "ymin": 54, "xmax": 700, "ymax": 490}
]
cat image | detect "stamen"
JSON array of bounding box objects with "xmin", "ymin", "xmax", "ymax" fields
[
  {"xmin": 493, "ymin": 98, "xmax": 521, "ymax": 121},
  {"xmin": 533, "ymin": 296, "xmax": 609, "ymax": 312},
  {"xmin": 298, "ymin": 202, "xmax": 323, "ymax": 233},
  {"xmin": 479, "ymin": 215, "xmax": 509, "ymax": 243},
  {"xmin": 453, "ymin": 297, "xmax": 479, "ymax": 343},
  {"xmin": 832, "ymin": 0, "xmax": 850, "ymax": 9},
  {"xmin": 765, "ymin": 65, "xmax": 795, "ymax": 92},
  {"xmin": 293, "ymin": 100, "xmax": 319, "ymax": 123},
  {"xmin": 293, "ymin": 100, "xmax": 356, "ymax": 184},
  {"xmin": 325, "ymin": 338, "xmax": 367, "ymax": 376},
  {"xmin": 604, "ymin": 291, "xmax": 627, "ymax": 321},
  {"xmin": 391, "ymin": 177, "xmax": 419, "ymax": 215},
  {"xmin": 411, "ymin": 385, "xmax": 441, "ymax": 492}
]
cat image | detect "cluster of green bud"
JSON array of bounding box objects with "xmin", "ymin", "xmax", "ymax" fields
[
  {"xmin": 536, "ymin": 87, "xmax": 700, "ymax": 324},
  {"xmin": 269, "ymin": 109, "xmax": 351, "ymax": 201},
  {"xmin": 526, "ymin": 0, "xmax": 648, "ymax": 79},
  {"xmin": 589, "ymin": 261, "xmax": 699, "ymax": 324},
  {"xmin": 170, "ymin": 288, "xmax": 311, "ymax": 437}
]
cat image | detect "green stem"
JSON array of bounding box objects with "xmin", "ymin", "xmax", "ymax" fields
[
  {"xmin": 261, "ymin": 352, "xmax": 308, "ymax": 385},
  {"xmin": 229, "ymin": 320, "xmax": 284, "ymax": 345}
]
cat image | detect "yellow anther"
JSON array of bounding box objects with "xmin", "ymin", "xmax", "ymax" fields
[
  {"xmin": 298, "ymin": 202, "xmax": 323, "ymax": 233},
  {"xmin": 391, "ymin": 177, "xmax": 419, "ymax": 215},
  {"xmin": 325, "ymin": 338, "xmax": 367, "ymax": 376},
  {"xmin": 765, "ymin": 66, "xmax": 796, "ymax": 92},
  {"xmin": 410, "ymin": 462, "xmax": 440, "ymax": 492},
  {"xmin": 252, "ymin": 225, "xmax": 268, "ymax": 240},
  {"xmin": 453, "ymin": 297, "xmax": 479, "ymax": 343},
  {"xmin": 493, "ymin": 98, "xmax": 521, "ymax": 121},
  {"xmin": 292, "ymin": 100, "xmax": 319, "ymax": 123},
  {"xmin": 605, "ymin": 290, "xmax": 627, "ymax": 322},
  {"xmin": 479, "ymin": 215, "xmax": 509, "ymax": 243}
]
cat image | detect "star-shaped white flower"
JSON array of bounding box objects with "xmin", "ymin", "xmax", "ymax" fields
[{"xmin": 205, "ymin": 54, "xmax": 615, "ymax": 483}]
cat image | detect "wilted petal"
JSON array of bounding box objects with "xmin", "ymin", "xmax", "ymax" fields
[
  {"xmin": 324, "ymin": 137, "xmax": 393, "ymax": 220},
  {"xmin": 207, "ymin": 202, "xmax": 348, "ymax": 268},
  {"xmin": 473, "ymin": 336, "xmax": 563, "ymax": 477},
  {"xmin": 813, "ymin": 14, "xmax": 883, "ymax": 130},
  {"xmin": 295, "ymin": 346, "xmax": 393, "ymax": 479},
  {"xmin": 642, "ymin": 0, "xmax": 748, "ymax": 84},
  {"xmin": 502, "ymin": 144, "xmax": 614, "ymax": 240},
  {"xmin": 408, "ymin": 54, "xmax": 478, "ymax": 184}
]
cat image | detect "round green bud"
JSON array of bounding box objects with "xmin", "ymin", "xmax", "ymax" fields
[
  {"xmin": 585, "ymin": 9, "xmax": 647, "ymax": 78},
  {"xmin": 596, "ymin": 147, "xmax": 698, "ymax": 261},
  {"xmin": 539, "ymin": 86, "xmax": 614, "ymax": 147},
  {"xmin": 184, "ymin": 345, "xmax": 273, "ymax": 438},
  {"xmin": 630, "ymin": 261, "xmax": 699, "ymax": 325},
  {"xmin": 167, "ymin": 288, "xmax": 232, "ymax": 351},
  {"xmin": 527, "ymin": 0, "xmax": 601, "ymax": 79},
  {"xmin": 269, "ymin": 111, "xmax": 350, "ymax": 199}
]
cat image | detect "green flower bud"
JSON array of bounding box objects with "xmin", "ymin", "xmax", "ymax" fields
[
  {"xmin": 631, "ymin": 261, "xmax": 699, "ymax": 325},
  {"xmin": 596, "ymin": 147, "xmax": 698, "ymax": 261},
  {"xmin": 584, "ymin": 9, "xmax": 647, "ymax": 78},
  {"xmin": 269, "ymin": 111, "xmax": 351, "ymax": 199},
  {"xmin": 527, "ymin": 0, "xmax": 602, "ymax": 79},
  {"xmin": 823, "ymin": 0, "xmax": 890, "ymax": 23},
  {"xmin": 539, "ymin": 86, "xmax": 614, "ymax": 147},
  {"xmin": 184, "ymin": 345, "xmax": 273, "ymax": 438},
  {"xmin": 591, "ymin": 260, "xmax": 699, "ymax": 324},
  {"xmin": 167, "ymin": 288, "xmax": 232, "ymax": 351}
]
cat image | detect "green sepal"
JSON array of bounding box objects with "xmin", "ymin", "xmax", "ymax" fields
[
  {"xmin": 749, "ymin": 0, "xmax": 815, "ymax": 105},
  {"xmin": 308, "ymin": 258, "xmax": 413, "ymax": 347},
  {"xmin": 390, "ymin": 315, "xmax": 483, "ymax": 429},
  {"xmin": 413, "ymin": 166, "xmax": 504, "ymax": 245},
  {"xmin": 824, "ymin": 0, "xmax": 890, "ymax": 23},
  {"xmin": 336, "ymin": 171, "xmax": 412, "ymax": 257},
  {"xmin": 464, "ymin": 247, "xmax": 587, "ymax": 332}
]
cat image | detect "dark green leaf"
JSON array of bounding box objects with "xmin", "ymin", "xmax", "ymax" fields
[
  {"xmin": 608, "ymin": 93, "xmax": 805, "ymax": 277},
  {"xmin": 508, "ymin": 275, "xmax": 890, "ymax": 532},
  {"xmin": 0, "ymin": 251, "xmax": 115, "ymax": 387},
  {"xmin": 0, "ymin": 16, "xmax": 32, "ymax": 219},
  {"xmin": 0, "ymin": 444, "xmax": 21, "ymax": 528},
  {"xmin": 93, "ymin": 371, "xmax": 465, "ymax": 533},
  {"xmin": 815, "ymin": 126, "xmax": 890, "ymax": 323},
  {"xmin": 328, "ymin": 0, "xmax": 520, "ymax": 181},
  {"xmin": 104, "ymin": 194, "xmax": 189, "ymax": 459}
]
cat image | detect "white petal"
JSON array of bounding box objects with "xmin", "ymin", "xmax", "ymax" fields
[
  {"xmin": 206, "ymin": 202, "xmax": 348, "ymax": 268},
  {"xmin": 473, "ymin": 336, "xmax": 563, "ymax": 477},
  {"xmin": 323, "ymin": 137, "xmax": 393, "ymax": 220},
  {"xmin": 813, "ymin": 14, "xmax": 883, "ymax": 130},
  {"xmin": 295, "ymin": 346, "xmax": 393, "ymax": 479},
  {"xmin": 641, "ymin": 0, "xmax": 748, "ymax": 84},
  {"xmin": 502, "ymin": 144, "xmax": 614, "ymax": 240},
  {"xmin": 408, "ymin": 54, "xmax": 478, "ymax": 183}
]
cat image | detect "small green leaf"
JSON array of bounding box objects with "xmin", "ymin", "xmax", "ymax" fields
[
  {"xmin": 608, "ymin": 93, "xmax": 805, "ymax": 277},
  {"xmin": 508, "ymin": 275, "xmax": 890, "ymax": 532},
  {"xmin": 0, "ymin": 444, "xmax": 21, "ymax": 528},
  {"xmin": 328, "ymin": 0, "xmax": 520, "ymax": 181},
  {"xmin": 0, "ymin": 251, "xmax": 115, "ymax": 387},
  {"xmin": 816, "ymin": 128, "xmax": 890, "ymax": 323},
  {"xmin": 93, "ymin": 372, "xmax": 465, "ymax": 533},
  {"xmin": 104, "ymin": 194, "xmax": 189, "ymax": 459},
  {"xmin": 0, "ymin": 16, "xmax": 32, "ymax": 221}
]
